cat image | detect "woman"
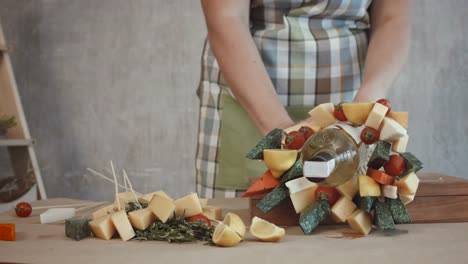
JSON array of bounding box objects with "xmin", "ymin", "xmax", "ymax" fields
[{"xmin": 196, "ymin": 0, "xmax": 411, "ymax": 198}]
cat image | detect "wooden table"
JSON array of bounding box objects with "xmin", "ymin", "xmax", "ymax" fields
[{"xmin": 1, "ymin": 198, "xmax": 467, "ymax": 264}]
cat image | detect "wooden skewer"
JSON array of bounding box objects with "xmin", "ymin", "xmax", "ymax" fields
[
  {"xmin": 86, "ymin": 168, "xmax": 143, "ymax": 195},
  {"xmin": 32, "ymin": 202, "xmax": 104, "ymax": 210},
  {"xmin": 123, "ymin": 169, "xmax": 142, "ymax": 209},
  {"xmin": 110, "ymin": 160, "xmax": 121, "ymax": 211}
]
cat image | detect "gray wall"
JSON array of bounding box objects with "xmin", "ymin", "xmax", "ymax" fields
[{"xmin": 0, "ymin": 0, "xmax": 467, "ymax": 201}]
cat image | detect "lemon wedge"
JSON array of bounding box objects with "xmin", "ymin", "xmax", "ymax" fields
[
  {"xmin": 250, "ymin": 216, "xmax": 286, "ymax": 242},
  {"xmin": 223, "ymin": 212, "xmax": 246, "ymax": 239},
  {"xmin": 263, "ymin": 149, "xmax": 297, "ymax": 178},
  {"xmin": 212, "ymin": 222, "xmax": 242, "ymax": 247}
]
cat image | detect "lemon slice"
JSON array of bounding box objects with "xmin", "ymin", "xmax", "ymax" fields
[
  {"xmin": 223, "ymin": 212, "xmax": 246, "ymax": 239},
  {"xmin": 263, "ymin": 149, "xmax": 298, "ymax": 178},
  {"xmin": 212, "ymin": 222, "xmax": 242, "ymax": 247},
  {"xmin": 250, "ymin": 216, "xmax": 286, "ymax": 242}
]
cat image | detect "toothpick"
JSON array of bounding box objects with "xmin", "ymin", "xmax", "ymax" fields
[
  {"xmin": 86, "ymin": 168, "xmax": 143, "ymax": 195},
  {"xmin": 110, "ymin": 160, "xmax": 121, "ymax": 211},
  {"xmin": 32, "ymin": 202, "xmax": 104, "ymax": 210},
  {"xmin": 123, "ymin": 170, "xmax": 128, "ymax": 192},
  {"xmin": 123, "ymin": 169, "xmax": 142, "ymax": 209}
]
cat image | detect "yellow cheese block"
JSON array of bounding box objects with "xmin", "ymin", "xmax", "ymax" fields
[
  {"xmin": 141, "ymin": 191, "xmax": 172, "ymax": 203},
  {"xmin": 263, "ymin": 149, "xmax": 298, "ymax": 178},
  {"xmin": 92, "ymin": 204, "xmax": 116, "ymax": 219},
  {"xmin": 347, "ymin": 209, "xmax": 372, "ymax": 235},
  {"xmin": 365, "ymin": 103, "xmax": 388, "ymax": 130},
  {"xmin": 380, "ymin": 117, "xmax": 407, "ymax": 142},
  {"xmin": 111, "ymin": 210, "xmax": 135, "ymax": 241},
  {"xmin": 199, "ymin": 198, "xmax": 209, "ymax": 208},
  {"xmin": 331, "ymin": 197, "xmax": 357, "ymax": 223},
  {"xmin": 396, "ymin": 172, "xmax": 420, "ymax": 195},
  {"xmin": 114, "ymin": 192, "xmax": 142, "ymax": 210},
  {"xmin": 89, "ymin": 214, "xmax": 116, "ymax": 240},
  {"xmin": 359, "ymin": 175, "xmax": 381, "ymax": 197},
  {"xmin": 400, "ymin": 194, "xmax": 415, "ymax": 205},
  {"xmin": 148, "ymin": 194, "xmax": 175, "ymax": 223},
  {"xmin": 290, "ymin": 187, "xmax": 316, "ymax": 214},
  {"xmin": 307, "ymin": 103, "xmax": 336, "ymax": 128},
  {"xmin": 128, "ymin": 208, "xmax": 156, "ymax": 231},
  {"xmin": 381, "ymin": 185, "xmax": 398, "ymax": 199},
  {"xmin": 336, "ymin": 174, "xmax": 358, "ymax": 200},
  {"xmin": 342, "ymin": 102, "xmax": 374, "ymax": 125},
  {"xmin": 202, "ymin": 206, "xmax": 223, "ymax": 220},
  {"xmin": 388, "ymin": 111, "xmax": 408, "ymax": 128},
  {"xmin": 174, "ymin": 193, "xmax": 203, "ymax": 217},
  {"xmin": 392, "ymin": 134, "xmax": 409, "ymax": 153}
]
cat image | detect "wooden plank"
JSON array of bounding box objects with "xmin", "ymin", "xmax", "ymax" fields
[
  {"xmin": 417, "ymin": 173, "xmax": 468, "ymax": 197},
  {"xmin": 0, "ymin": 139, "xmax": 33, "ymax": 147},
  {"xmin": 407, "ymin": 196, "xmax": 468, "ymax": 223}
]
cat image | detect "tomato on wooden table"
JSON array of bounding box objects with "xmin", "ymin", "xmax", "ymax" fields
[{"xmin": 15, "ymin": 202, "xmax": 32, "ymax": 217}]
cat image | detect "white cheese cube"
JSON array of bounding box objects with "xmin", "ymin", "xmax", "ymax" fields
[
  {"xmin": 303, "ymin": 160, "xmax": 336, "ymax": 179},
  {"xmin": 92, "ymin": 204, "xmax": 116, "ymax": 219},
  {"xmin": 111, "ymin": 210, "xmax": 135, "ymax": 241},
  {"xmin": 380, "ymin": 117, "xmax": 407, "ymax": 142},
  {"xmin": 400, "ymin": 194, "xmax": 415, "ymax": 205},
  {"xmin": 40, "ymin": 208, "xmax": 76, "ymax": 224},
  {"xmin": 290, "ymin": 187, "xmax": 317, "ymax": 214},
  {"xmin": 347, "ymin": 209, "xmax": 372, "ymax": 235},
  {"xmin": 285, "ymin": 177, "xmax": 318, "ymax": 194},
  {"xmin": 396, "ymin": 172, "xmax": 420, "ymax": 195},
  {"xmin": 336, "ymin": 174, "xmax": 359, "ymax": 200},
  {"xmin": 174, "ymin": 193, "xmax": 203, "ymax": 217},
  {"xmin": 128, "ymin": 208, "xmax": 156, "ymax": 230},
  {"xmin": 148, "ymin": 194, "xmax": 176, "ymax": 223},
  {"xmin": 359, "ymin": 175, "xmax": 381, "ymax": 197},
  {"xmin": 392, "ymin": 134, "xmax": 409, "ymax": 153},
  {"xmin": 141, "ymin": 191, "xmax": 172, "ymax": 203},
  {"xmin": 331, "ymin": 197, "xmax": 357, "ymax": 223},
  {"xmin": 89, "ymin": 214, "xmax": 116, "ymax": 240},
  {"xmin": 202, "ymin": 206, "xmax": 223, "ymax": 220},
  {"xmin": 308, "ymin": 103, "xmax": 336, "ymax": 128},
  {"xmin": 381, "ymin": 185, "xmax": 398, "ymax": 199},
  {"xmin": 365, "ymin": 103, "xmax": 388, "ymax": 130}
]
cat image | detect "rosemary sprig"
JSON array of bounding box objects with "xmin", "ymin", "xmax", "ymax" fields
[{"xmin": 0, "ymin": 115, "xmax": 16, "ymax": 130}]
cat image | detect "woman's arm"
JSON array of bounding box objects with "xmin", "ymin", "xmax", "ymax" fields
[
  {"xmin": 201, "ymin": 0, "xmax": 294, "ymax": 135},
  {"xmin": 354, "ymin": 0, "xmax": 412, "ymax": 102}
]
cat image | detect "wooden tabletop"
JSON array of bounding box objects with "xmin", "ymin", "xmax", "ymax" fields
[{"xmin": 1, "ymin": 198, "xmax": 467, "ymax": 264}]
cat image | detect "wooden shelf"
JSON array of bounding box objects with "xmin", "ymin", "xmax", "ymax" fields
[{"xmin": 0, "ymin": 139, "xmax": 33, "ymax": 147}]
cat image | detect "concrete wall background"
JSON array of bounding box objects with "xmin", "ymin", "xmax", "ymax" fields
[{"xmin": 0, "ymin": 0, "xmax": 467, "ymax": 201}]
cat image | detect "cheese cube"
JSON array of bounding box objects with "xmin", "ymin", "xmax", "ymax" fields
[
  {"xmin": 111, "ymin": 210, "xmax": 135, "ymax": 241},
  {"xmin": 365, "ymin": 103, "xmax": 388, "ymax": 130},
  {"xmin": 202, "ymin": 206, "xmax": 223, "ymax": 220},
  {"xmin": 199, "ymin": 198, "xmax": 209, "ymax": 208},
  {"xmin": 388, "ymin": 111, "xmax": 408, "ymax": 128},
  {"xmin": 400, "ymin": 194, "xmax": 415, "ymax": 205},
  {"xmin": 141, "ymin": 191, "xmax": 172, "ymax": 203},
  {"xmin": 381, "ymin": 185, "xmax": 398, "ymax": 199},
  {"xmin": 92, "ymin": 204, "xmax": 116, "ymax": 219},
  {"xmin": 290, "ymin": 188, "xmax": 317, "ymax": 214},
  {"xmin": 89, "ymin": 214, "xmax": 116, "ymax": 240},
  {"xmin": 174, "ymin": 193, "xmax": 203, "ymax": 217},
  {"xmin": 114, "ymin": 192, "xmax": 142, "ymax": 209},
  {"xmin": 336, "ymin": 174, "xmax": 358, "ymax": 200},
  {"xmin": 308, "ymin": 103, "xmax": 336, "ymax": 128},
  {"xmin": 359, "ymin": 175, "xmax": 381, "ymax": 197},
  {"xmin": 148, "ymin": 194, "xmax": 175, "ymax": 223},
  {"xmin": 341, "ymin": 102, "xmax": 374, "ymax": 125},
  {"xmin": 65, "ymin": 218, "xmax": 91, "ymax": 241},
  {"xmin": 331, "ymin": 197, "xmax": 357, "ymax": 223},
  {"xmin": 347, "ymin": 209, "xmax": 372, "ymax": 235},
  {"xmin": 285, "ymin": 177, "xmax": 318, "ymax": 194},
  {"xmin": 380, "ymin": 117, "xmax": 407, "ymax": 142},
  {"xmin": 40, "ymin": 208, "xmax": 76, "ymax": 224},
  {"xmin": 0, "ymin": 224, "xmax": 15, "ymax": 241},
  {"xmin": 392, "ymin": 134, "xmax": 409, "ymax": 153},
  {"xmin": 128, "ymin": 208, "xmax": 156, "ymax": 230},
  {"xmin": 396, "ymin": 172, "xmax": 420, "ymax": 195}
]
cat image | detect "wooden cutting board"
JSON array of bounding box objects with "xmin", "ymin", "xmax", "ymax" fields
[{"xmin": 249, "ymin": 173, "xmax": 468, "ymax": 226}]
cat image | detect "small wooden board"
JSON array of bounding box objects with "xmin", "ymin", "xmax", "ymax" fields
[{"xmin": 250, "ymin": 173, "xmax": 468, "ymax": 226}]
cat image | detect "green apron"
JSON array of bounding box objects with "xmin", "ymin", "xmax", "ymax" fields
[{"xmin": 215, "ymin": 90, "xmax": 312, "ymax": 190}]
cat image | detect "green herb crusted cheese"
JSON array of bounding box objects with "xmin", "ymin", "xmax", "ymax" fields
[
  {"xmin": 360, "ymin": 196, "xmax": 376, "ymax": 213},
  {"xmin": 245, "ymin": 128, "xmax": 283, "ymax": 160},
  {"xmin": 65, "ymin": 218, "xmax": 91, "ymax": 241},
  {"xmin": 400, "ymin": 152, "xmax": 423, "ymax": 176},
  {"xmin": 374, "ymin": 199, "xmax": 396, "ymax": 231},
  {"xmin": 367, "ymin": 141, "xmax": 391, "ymax": 169},
  {"xmin": 280, "ymin": 158, "xmax": 303, "ymax": 184},
  {"xmin": 256, "ymin": 185, "xmax": 289, "ymax": 213},
  {"xmin": 389, "ymin": 197, "xmax": 412, "ymax": 224},
  {"xmin": 299, "ymin": 193, "xmax": 330, "ymax": 235}
]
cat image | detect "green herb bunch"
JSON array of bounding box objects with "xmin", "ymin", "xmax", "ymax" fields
[{"xmin": 0, "ymin": 115, "xmax": 16, "ymax": 130}]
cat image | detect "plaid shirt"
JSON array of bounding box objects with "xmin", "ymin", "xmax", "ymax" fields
[{"xmin": 196, "ymin": 0, "xmax": 372, "ymax": 198}]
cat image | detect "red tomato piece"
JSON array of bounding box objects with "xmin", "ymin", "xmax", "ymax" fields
[
  {"xmin": 299, "ymin": 126, "xmax": 315, "ymax": 141},
  {"xmin": 186, "ymin": 214, "xmax": 211, "ymax": 226},
  {"xmin": 333, "ymin": 103, "xmax": 348, "ymax": 121},
  {"xmin": 384, "ymin": 155, "xmax": 407, "ymax": 177},
  {"xmin": 360, "ymin": 127, "xmax": 380, "ymax": 145},
  {"xmin": 15, "ymin": 202, "xmax": 32, "ymax": 218},
  {"xmin": 315, "ymin": 186, "xmax": 340, "ymax": 206},
  {"xmin": 285, "ymin": 131, "xmax": 306, "ymax": 150}
]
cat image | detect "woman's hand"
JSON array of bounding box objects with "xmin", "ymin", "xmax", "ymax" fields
[{"xmin": 201, "ymin": 0, "xmax": 293, "ymax": 136}]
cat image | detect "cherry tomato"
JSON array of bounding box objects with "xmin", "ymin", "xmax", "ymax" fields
[
  {"xmin": 377, "ymin": 99, "xmax": 391, "ymax": 116},
  {"xmin": 314, "ymin": 186, "xmax": 340, "ymax": 206},
  {"xmin": 15, "ymin": 202, "xmax": 32, "ymax": 217},
  {"xmin": 299, "ymin": 126, "xmax": 315, "ymax": 141},
  {"xmin": 333, "ymin": 103, "xmax": 348, "ymax": 121},
  {"xmin": 285, "ymin": 131, "xmax": 306, "ymax": 150},
  {"xmin": 360, "ymin": 127, "xmax": 380, "ymax": 145},
  {"xmin": 186, "ymin": 214, "xmax": 211, "ymax": 226},
  {"xmin": 384, "ymin": 155, "xmax": 407, "ymax": 177}
]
